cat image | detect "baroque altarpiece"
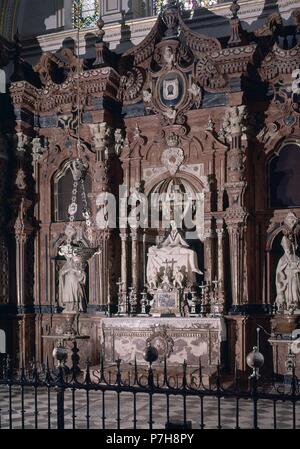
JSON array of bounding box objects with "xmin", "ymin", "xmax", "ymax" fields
[{"xmin": 1, "ymin": 1, "xmax": 300, "ymax": 375}]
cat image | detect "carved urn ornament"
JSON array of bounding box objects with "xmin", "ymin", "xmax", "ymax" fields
[{"xmin": 162, "ymin": 0, "xmax": 180, "ymax": 38}]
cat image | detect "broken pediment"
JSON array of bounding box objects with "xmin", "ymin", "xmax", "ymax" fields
[{"xmin": 117, "ymin": 0, "xmax": 258, "ymax": 127}]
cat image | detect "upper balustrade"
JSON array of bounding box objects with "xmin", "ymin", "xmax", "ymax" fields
[{"xmin": 73, "ymin": 0, "xmax": 226, "ymax": 29}]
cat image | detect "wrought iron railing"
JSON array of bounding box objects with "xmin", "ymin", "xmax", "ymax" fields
[{"xmin": 0, "ymin": 347, "xmax": 300, "ymax": 429}]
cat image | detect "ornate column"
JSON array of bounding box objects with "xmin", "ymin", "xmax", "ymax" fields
[
  {"xmin": 203, "ymin": 174, "xmax": 217, "ymax": 284},
  {"xmin": 89, "ymin": 123, "xmax": 114, "ymax": 311},
  {"xmin": 11, "ymin": 132, "xmax": 34, "ymax": 308},
  {"xmin": 31, "ymin": 137, "xmax": 47, "ymax": 307},
  {"xmin": 131, "ymin": 228, "xmax": 139, "ymax": 292},
  {"xmin": 216, "ymin": 219, "xmax": 225, "ymax": 289},
  {"xmin": 0, "ymin": 132, "xmax": 9, "ymax": 304},
  {"xmin": 120, "ymin": 229, "xmax": 128, "ymax": 293},
  {"xmin": 223, "ymin": 106, "xmax": 249, "ymax": 306},
  {"xmin": 203, "ymin": 222, "xmax": 215, "ymax": 284}
]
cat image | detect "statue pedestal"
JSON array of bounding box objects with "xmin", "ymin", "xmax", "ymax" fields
[
  {"xmin": 101, "ymin": 317, "xmax": 226, "ymax": 372},
  {"xmin": 269, "ymin": 336, "xmax": 300, "ymax": 378},
  {"xmin": 271, "ymin": 314, "xmax": 300, "ymax": 336},
  {"xmin": 269, "ymin": 314, "xmax": 300, "ymax": 377}
]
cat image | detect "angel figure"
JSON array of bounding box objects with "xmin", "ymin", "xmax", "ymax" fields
[{"xmin": 173, "ymin": 266, "xmax": 184, "ymax": 289}]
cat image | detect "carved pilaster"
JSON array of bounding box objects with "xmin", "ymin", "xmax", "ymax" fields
[
  {"xmin": 92, "ymin": 229, "xmax": 112, "ymax": 311},
  {"xmin": 203, "ymin": 220, "xmax": 216, "ymax": 283}
]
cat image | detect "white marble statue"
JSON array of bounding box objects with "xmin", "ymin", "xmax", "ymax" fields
[
  {"xmin": 276, "ymin": 235, "xmax": 300, "ymax": 313},
  {"xmin": 59, "ymin": 254, "xmax": 87, "ymax": 313},
  {"xmin": 147, "ymin": 221, "xmax": 202, "ymax": 288},
  {"xmin": 173, "ymin": 266, "xmax": 184, "ymax": 288}
]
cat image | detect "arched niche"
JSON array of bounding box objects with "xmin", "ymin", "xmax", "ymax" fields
[
  {"xmin": 0, "ymin": 329, "xmax": 6, "ymax": 353},
  {"xmin": 266, "ymin": 230, "xmax": 286, "ymax": 306},
  {"xmin": 268, "ymin": 139, "xmax": 300, "ymax": 209},
  {"xmin": 144, "ymin": 175, "xmax": 204, "ymax": 285},
  {"xmin": 266, "ymin": 212, "xmax": 300, "ymax": 306},
  {"xmin": 50, "ymin": 227, "xmax": 92, "ymax": 310},
  {"xmin": 52, "ymin": 160, "xmax": 92, "ymax": 222}
]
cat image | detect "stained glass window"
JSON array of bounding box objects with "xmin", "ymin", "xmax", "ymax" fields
[{"xmin": 73, "ymin": 0, "xmax": 99, "ymax": 29}]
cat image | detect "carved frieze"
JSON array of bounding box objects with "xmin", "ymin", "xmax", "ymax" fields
[
  {"xmin": 260, "ymin": 43, "xmax": 300, "ymax": 82},
  {"xmin": 17, "ymin": 64, "xmax": 120, "ymax": 114}
]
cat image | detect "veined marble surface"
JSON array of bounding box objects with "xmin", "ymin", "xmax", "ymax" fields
[{"xmin": 101, "ymin": 317, "xmax": 226, "ymax": 367}]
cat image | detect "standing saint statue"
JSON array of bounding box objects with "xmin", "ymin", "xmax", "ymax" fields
[
  {"xmin": 275, "ymin": 235, "xmax": 300, "ymax": 313},
  {"xmin": 59, "ymin": 254, "xmax": 87, "ymax": 313}
]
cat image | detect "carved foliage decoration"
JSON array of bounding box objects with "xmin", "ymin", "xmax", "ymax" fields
[
  {"xmin": 118, "ymin": 67, "xmax": 145, "ymax": 104},
  {"xmin": 178, "ymin": 17, "xmax": 221, "ymax": 54},
  {"xmin": 195, "ymin": 56, "xmax": 226, "ymax": 91},
  {"xmin": 254, "ymin": 12, "xmax": 282, "ymax": 37},
  {"xmin": 33, "ymin": 52, "xmax": 66, "ymax": 85}
]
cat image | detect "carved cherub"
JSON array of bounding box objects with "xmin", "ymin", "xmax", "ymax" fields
[
  {"xmin": 148, "ymin": 268, "xmax": 159, "ymax": 289},
  {"xmin": 143, "ymin": 90, "xmax": 152, "ymax": 103},
  {"xmin": 173, "ymin": 266, "xmax": 184, "ymax": 289},
  {"xmin": 15, "ymin": 168, "xmax": 26, "ymax": 190},
  {"xmin": 188, "ymin": 82, "xmax": 201, "ymax": 98},
  {"xmin": 164, "ymin": 106, "xmax": 177, "ymax": 122},
  {"xmin": 163, "ymin": 46, "xmax": 175, "ymax": 69},
  {"xmin": 70, "ymin": 159, "xmax": 87, "ymax": 182}
]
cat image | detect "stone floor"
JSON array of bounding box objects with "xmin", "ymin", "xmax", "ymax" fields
[{"xmin": 0, "ymin": 385, "xmax": 299, "ymax": 429}]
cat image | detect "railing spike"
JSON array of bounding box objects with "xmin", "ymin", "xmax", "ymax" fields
[
  {"xmin": 134, "ymin": 356, "xmax": 138, "ymax": 385},
  {"xmin": 199, "ymin": 356, "xmax": 203, "ymax": 387},
  {"xmin": 182, "ymin": 360, "xmax": 187, "ymax": 389},
  {"xmin": 163, "ymin": 356, "xmax": 168, "ymax": 386},
  {"xmin": 116, "ymin": 358, "xmax": 122, "ymax": 386}
]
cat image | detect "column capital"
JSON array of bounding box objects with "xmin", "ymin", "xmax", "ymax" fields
[{"xmin": 216, "ymin": 218, "xmax": 224, "ymax": 231}]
